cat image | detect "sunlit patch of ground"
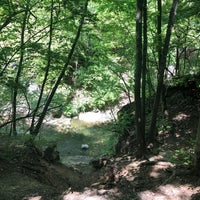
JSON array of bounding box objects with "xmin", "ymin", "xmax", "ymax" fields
[
  {"xmin": 173, "ymin": 113, "xmax": 189, "ymax": 121},
  {"xmin": 138, "ymin": 184, "xmax": 200, "ymax": 200},
  {"xmin": 62, "ymin": 187, "xmax": 120, "ymax": 200},
  {"xmin": 23, "ymin": 196, "xmax": 42, "ymax": 200},
  {"xmin": 62, "ymin": 191, "xmax": 108, "ymax": 200},
  {"xmin": 150, "ymin": 161, "xmax": 174, "ymax": 178}
]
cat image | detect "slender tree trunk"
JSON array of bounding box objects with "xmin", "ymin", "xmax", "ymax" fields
[
  {"xmin": 175, "ymin": 47, "xmax": 180, "ymax": 75},
  {"xmin": 135, "ymin": 0, "xmax": 146, "ymax": 156},
  {"xmin": 141, "ymin": 0, "xmax": 147, "ymax": 150},
  {"xmin": 157, "ymin": 0, "xmax": 162, "ymax": 63},
  {"xmin": 11, "ymin": 4, "xmax": 29, "ymax": 136},
  {"xmin": 194, "ymin": 113, "xmax": 200, "ymax": 175},
  {"xmin": 149, "ymin": 0, "xmax": 179, "ymax": 143},
  {"xmin": 0, "ymin": 10, "xmax": 26, "ymax": 32},
  {"xmin": 31, "ymin": 0, "xmax": 89, "ymax": 136},
  {"xmin": 158, "ymin": 0, "xmax": 167, "ymax": 114},
  {"xmin": 30, "ymin": 0, "xmax": 54, "ymax": 134}
]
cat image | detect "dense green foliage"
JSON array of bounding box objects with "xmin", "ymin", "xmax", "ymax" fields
[{"xmin": 0, "ymin": 0, "xmax": 199, "ymax": 139}]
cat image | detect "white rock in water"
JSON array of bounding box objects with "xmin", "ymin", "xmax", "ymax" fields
[{"xmin": 81, "ymin": 144, "xmax": 89, "ymax": 150}]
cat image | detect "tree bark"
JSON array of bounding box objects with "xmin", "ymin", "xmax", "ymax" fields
[
  {"xmin": 149, "ymin": 0, "xmax": 179, "ymax": 143},
  {"xmin": 30, "ymin": 0, "xmax": 54, "ymax": 134},
  {"xmin": 141, "ymin": 0, "xmax": 147, "ymax": 151},
  {"xmin": 11, "ymin": 3, "xmax": 29, "ymax": 136},
  {"xmin": 135, "ymin": 0, "xmax": 146, "ymax": 156},
  {"xmin": 194, "ymin": 113, "xmax": 200, "ymax": 175}
]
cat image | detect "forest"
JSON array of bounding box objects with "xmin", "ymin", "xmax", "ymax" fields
[{"xmin": 0, "ymin": 0, "xmax": 200, "ymax": 199}]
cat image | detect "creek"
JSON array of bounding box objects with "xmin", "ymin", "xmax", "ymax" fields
[{"xmin": 55, "ymin": 111, "xmax": 116, "ymax": 169}]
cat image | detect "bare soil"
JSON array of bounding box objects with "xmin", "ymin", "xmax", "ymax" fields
[{"xmin": 0, "ymin": 91, "xmax": 200, "ymax": 200}]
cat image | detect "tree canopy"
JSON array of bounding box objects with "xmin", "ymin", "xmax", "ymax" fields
[{"xmin": 0, "ymin": 0, "xmax": 199, "ymax": 152}]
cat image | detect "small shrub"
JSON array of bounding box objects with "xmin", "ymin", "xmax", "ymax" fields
[{"xmin": 169, "ymin": 148, "xmax": 194, "ymax": 166}]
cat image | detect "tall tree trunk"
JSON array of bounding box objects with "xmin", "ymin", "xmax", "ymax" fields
[
  {"xmin": 135, "ymin": 0, "xmax": 146, "ymax": 157},
  {"xmin": 11, "ymin": 4, "xmax": 29, "ymax": 136},
  {"xmin": 30, "ymin": 0, "xmax": 54, "ymax": 134},
  {"xmin": 157, "ymin": 0, "xmax": 162, "ymax": 63},
  {"xmin": 141, "ymin": 0, "xmax": 147, "ymax": 151},
  {"xmin": 194, "ymin": 113, "xmax": 200, "ymax": 175},
  {"xmin": 149, "ymin": 0, "xmax": 179, "ymax": 143},
  {"xmin": 31, "ymin": 0, "xmax": 89, "ymax": 136}
]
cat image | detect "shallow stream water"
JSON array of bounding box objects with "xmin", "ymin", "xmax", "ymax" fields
[{"xmin": 56, "ymin": 112, "xmax": 115, "ymax": 168}]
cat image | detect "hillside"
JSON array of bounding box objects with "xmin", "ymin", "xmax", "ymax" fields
[{"xmin": 0, "ymin": 88, "xmax": 200, "ymax": 200}]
